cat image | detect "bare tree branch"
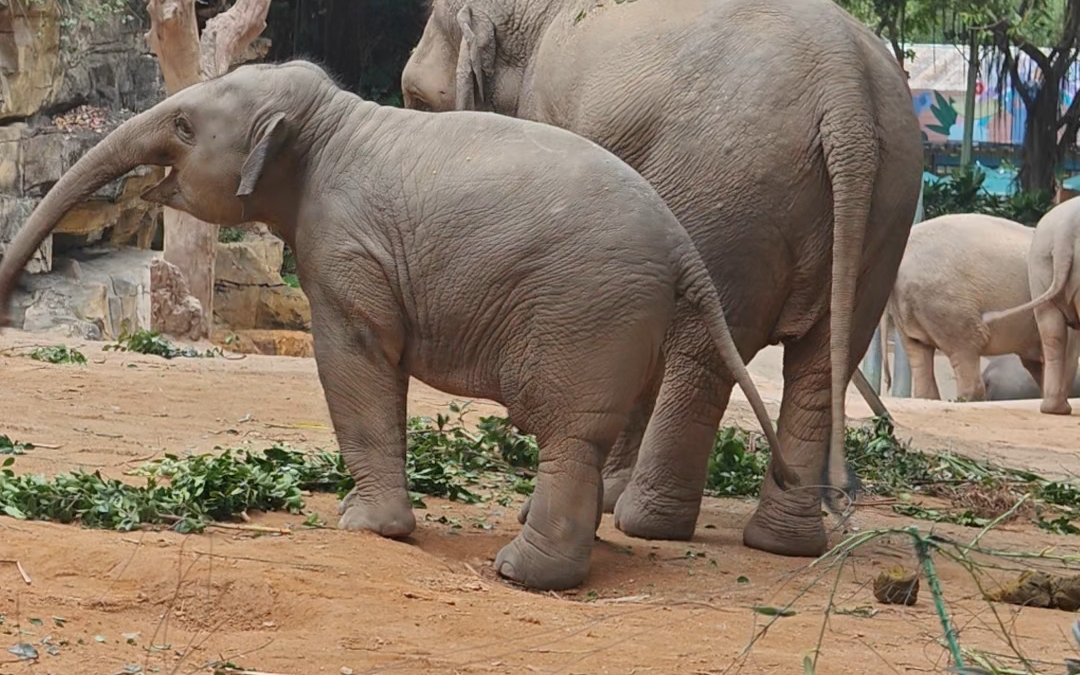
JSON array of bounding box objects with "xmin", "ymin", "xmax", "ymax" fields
[
  {"xmin": 145, "ymin": 0, "xmax": 200, "ymax": 94},
  {"xmin": 999, "ymin": 39, "xmax": 1035, "ymax": 109},
  {"xmin": 198, "ymin": 0, "xmax": 273, "ymax": 79}
]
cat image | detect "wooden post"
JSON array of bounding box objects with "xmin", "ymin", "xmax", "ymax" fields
[{"xmin": 145, "ymin": 0, "xmax": 271, "ymax": 338}]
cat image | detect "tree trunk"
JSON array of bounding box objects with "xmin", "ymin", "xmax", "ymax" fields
[
  {"xmin": 1019, "ymin": 79, "xmax": 1062, "ymax": 195},
  {"xmin": 145, "ymin": 0, "xmax": 271, "ymax": 339}
]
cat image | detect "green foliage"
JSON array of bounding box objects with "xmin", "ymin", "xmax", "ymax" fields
[
  {"xmin": 705, "ymin": 426, "xmax": 769, "ymax": 497},
  {"xmin": 283, "ymin": 273, "xmax": 300, "ymax": 288},
  {"xmin": 29, "ymin": 345, "xmax": 86, "ymax": 365},
  {"xmin": 218, "ymin": 227, "xmax": 246, "ymax": 243},
  {"xmin": 922, "ymin": 166, "xmax": 1054, "ymax": 225},
  {"xmin": 698, "ymin": 414, "xmax": 1080, "ymax": 532},
  {"xmin": 281, "ymin": 243, "xmax": 297, "ymax": 278},
  {"xmin": 103, "ymin": 329, "xmax": 222, "ymax": 359},
  {"xmin": 0, "ymin": 407, "xmax": 536, "ymax": 532},
  {"xmin": 3, "ymin": 408, "xmax": 1078, "ymax": 535},
  {"xmin": 0, "ymin": 436, "xmax": 33, "ymax": 456}
]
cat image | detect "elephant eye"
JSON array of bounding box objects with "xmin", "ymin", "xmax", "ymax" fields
[{"xmin": 174, "ymin": 115, "xmax": 195, "ymax": 142}]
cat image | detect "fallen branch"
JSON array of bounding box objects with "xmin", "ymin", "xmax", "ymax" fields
[{"xmin": 1, "ymin": 559, "xmax": 32, "ymax": 584}]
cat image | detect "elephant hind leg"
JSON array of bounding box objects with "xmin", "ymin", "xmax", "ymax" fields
[
  {"xmin": 948, "ymin": 350, "xmax": 986, "ymax": 401},
  {"xmin": 612, "ymin": 306, "xmax": 738, "ymax": 542},
  {"xmin": 742, "ymin": 317, "xmax": 835, "ymax": 557},
  {"xmin": 495, "ymin": 409, "xmax": 624, "ymax": 591},
  {"xmin": 1020, "ymin": 357, "xmax": 1044, "ymax": 390},
  {"xmin": 901, "ymin": 335, "xmax": 940, "ymax": 400},
  {"xmin": 600, "ymin": 353, "xmax": 664, "ymax": 513},
  {"xmin": 1035, "ymin": 304, "xmax": 1075, "ymax": 415}
]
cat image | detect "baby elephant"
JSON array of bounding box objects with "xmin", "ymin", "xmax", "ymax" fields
[
  {"xmin": 885, "ymin": 213, "xmax": 1043, "ymax": 402},
  {"xmin": 0, "ymin": 61, "xmax": 798, "ymax": 592},
  {"xmin": 982, "ymin": 354, "xmax": 1080, "ymax": 401},
  {"xmin": 984, "ymin": 197, "xmax": 1080, "ymax": 414}
]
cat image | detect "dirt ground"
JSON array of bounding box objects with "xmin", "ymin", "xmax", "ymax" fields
[{"xmin": 2, "ymin": 329, "xmax": 1079, "ymax": 675}]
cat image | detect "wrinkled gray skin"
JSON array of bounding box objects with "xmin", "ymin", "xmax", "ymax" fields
[
  {"xmin": 401, "ymin": 0, "xmax": 923, "ymax": 555},
  {"xmin": 982, "ymin": 354, "xmax": 1080, "ymax": 401},
  {"xmin": 884, "ymin": 214, "xmax": 1042, "ymax": 402},
  {"xmin": 984, "ymin": 198, "xmax": 1080, "ymax": 415},
  {"xmin": 0, "ymin": 61, "xmax": 799, "ymax": 592}
]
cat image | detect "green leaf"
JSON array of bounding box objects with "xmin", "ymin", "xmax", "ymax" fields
[{"xmin": 751, "ymin": 605, "xmax": 796, "ymax": 617}]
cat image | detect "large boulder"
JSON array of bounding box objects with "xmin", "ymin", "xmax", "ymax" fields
[
  {"xmin": 8, "ymin": 246, "xmax": 155, "ymax": 339},
  {"xmin": 214, "ymin": 230, "xmax": 311, "ymax": 332},
  {"xmin": 151, "ymin": 257, "xmax": 205, "ymax": 342},
  {"xmin": 214, "ymin": 329, "xmax": 314, "ymax": 358}
]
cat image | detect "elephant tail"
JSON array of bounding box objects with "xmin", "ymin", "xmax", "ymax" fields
[
  {"xmin": 673, "ymin": 240, "xmax": 801, "ymax": 492},
  {"xmin": 821, "ymin": 101, "xmax": 880, "ymax": 511},
  {"xmin": 982, "ymin": 232, "xmax": 1073, "ymax": 325}
]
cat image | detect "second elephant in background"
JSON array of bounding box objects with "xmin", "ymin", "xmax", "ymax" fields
[
  {"xmin": 982, "ymin": 354, "xmax": 1080, "ymax": 401},
  {"xmin": 885, "ymin": 214, "xmax": 1043, "ymax": 402}
]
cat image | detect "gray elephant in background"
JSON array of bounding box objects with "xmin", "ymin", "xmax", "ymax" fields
[
  {"xmin": 984, "ymin": 197, "xmax": 1080, "ymax": 415},
  {"xmin": 982, "ymin": 354, "xmax": 1080, "ymax": 401},
  {"xmin": 0, "ymin": 61, "xmax": 800, "ymax": 592},
  {"xmin": 401, "ymin": 0, "xmax": 923, "ymax": 556},
  {"xmin": 884, "ymin": 214, "xmax": 1043, "ymax": 402}
]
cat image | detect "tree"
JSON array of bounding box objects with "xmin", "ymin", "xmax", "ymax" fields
[
  {"xmin": 835, "ymin": 0, "xmax": 941, "ymax": 69},
  {"xmin": 982, "ymin": 0, "xmax": 1080, "ymax": 193},
  {"xmin": 836, "ymin": 0, "xmax": 1080, "ymax": 195},
  {"xmin": 145, "ymin": 0, "xmax": 272, "ymax": 338}
]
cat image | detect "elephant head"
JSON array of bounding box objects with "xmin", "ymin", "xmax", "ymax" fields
[
  {"xmin": 402, "ymin": 0, "xmax": 556, "ymax": 114},
  {"xmin": 0, "ymin": 60, "xmax": 339, "ymax": 327}
]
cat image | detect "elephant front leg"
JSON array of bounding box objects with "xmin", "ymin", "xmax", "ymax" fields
[
  {"xmin": 312, "ymin": 317, "xmax": 415, "ymax": 538},
  {"xmin": 1035, "ymin": 304, "xmax": 1074, "ymax": 415},
  {"xmin": 496, "ymin": 426, "xmax": 612, "ymax": 591}
]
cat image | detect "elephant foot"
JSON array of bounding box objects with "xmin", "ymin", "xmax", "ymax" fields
[
  {"xmin": 612, "ymin": 481, "xmax": 699, "ymax": 541},
  {"xmin": 742, "ymin": 491, "xmax": 828, "ymax": 558},
  {"xmin": 337, "ymin": 487, "xmax": 416, "ymax": 538},
  {"xmin": 1040, "ymin": 398, "xmax": 1073, "ymax": 415},
  {"xmin": 601, "ymin": 471, "xmax": 631, "ymax": 513},
  {"xmin": 495, "ymin": 525, "xmax": 591, "ymax": 591}
]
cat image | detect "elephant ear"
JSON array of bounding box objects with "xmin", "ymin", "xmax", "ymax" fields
[
  {"xmin": 237, "ymin": 112, "xmax": 290, "ymax": 198},
  {"xmin": 454, "ymin": 4, "xmax": 496, "ymax": 111}
]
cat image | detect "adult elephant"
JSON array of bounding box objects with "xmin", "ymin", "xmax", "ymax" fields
[{"xmin": 401, "ymin": 0, "xmax": 923, "ymax": 557}]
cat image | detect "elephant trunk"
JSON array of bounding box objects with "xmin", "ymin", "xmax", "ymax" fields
[{"xmin": 0, "ymin": 107, "xmax": 175, "ymax": 325}]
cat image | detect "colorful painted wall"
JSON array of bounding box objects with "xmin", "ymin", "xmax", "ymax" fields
[{"xmin": 907, "ymin": 44, "xmax": 1080, "ymax": 146}]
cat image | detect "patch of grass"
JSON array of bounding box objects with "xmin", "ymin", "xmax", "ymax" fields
[
  {"xmin": 104, "ymin": 329, "xmax": 222, "ymax": 359},
  {"xmin": 282, "ymin": 273, "xmax": 300, "ymax": 288},
  {"xmin": 29, "ymin": 345, "xmax": 86, "ymax": 365}
]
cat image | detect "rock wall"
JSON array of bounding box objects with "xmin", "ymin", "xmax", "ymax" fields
[
  {"xmin": 0, "ymin": 2, "xmax": 314, "ymax": 353},
  {"xmin": 0, "ymin": 1, "xmax": 165, "ymax": 274}
]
